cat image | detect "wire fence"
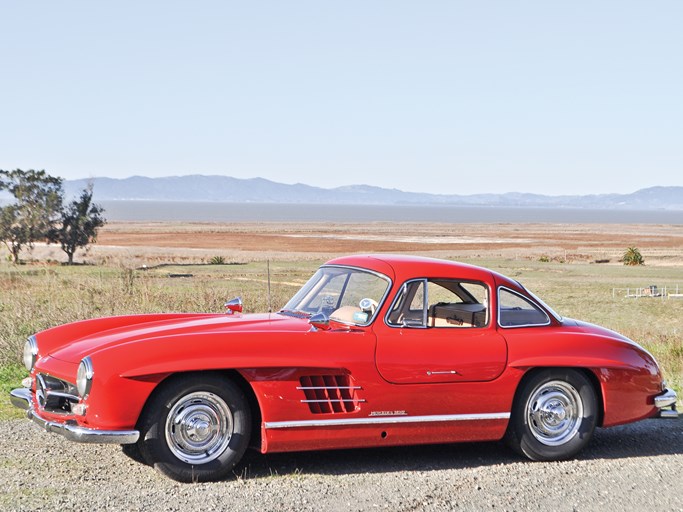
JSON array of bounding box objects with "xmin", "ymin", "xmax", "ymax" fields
[{"xmin": 612, "ymin": 285, "xmax": 683, "ymax": 299}]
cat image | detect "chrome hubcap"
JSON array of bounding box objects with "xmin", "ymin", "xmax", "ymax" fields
[
  {"xmin": 526, "ymin": 380, "xmax": 583, "ymax": 446},
  {"xmin": 165, "ymin": 392, "xmax": 233, "ymax": 464}
]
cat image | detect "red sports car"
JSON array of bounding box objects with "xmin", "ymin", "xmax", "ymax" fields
[{"xmin": 11, "ymin": 254, "xmax": 678, "ymax": 482}]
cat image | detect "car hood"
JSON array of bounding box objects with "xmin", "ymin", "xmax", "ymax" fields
[{"xmin": 46, "ymin": 312, "xmax": 310, "ymax": 364}]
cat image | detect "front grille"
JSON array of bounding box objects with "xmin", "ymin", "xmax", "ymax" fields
[
  {"xmin": 36, "ymin": 374, "xmax": 79, "ymax": 414},
  {"xmin": 298, "ymin": 374, "xmax": 364, "ymax": 414}
]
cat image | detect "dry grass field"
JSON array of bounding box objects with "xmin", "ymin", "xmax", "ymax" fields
[
  {"xmin": 90, "ymin": 221, "xmax": 683, "ymax": 265},
  {"xmin": 2, "ymin": 220, "xmax": 682, "ymax": 418}
]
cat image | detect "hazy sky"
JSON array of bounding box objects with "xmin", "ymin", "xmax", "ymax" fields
[{"xmin": 1, "ymin": 2, "xmax": 681, "ymax": 196}]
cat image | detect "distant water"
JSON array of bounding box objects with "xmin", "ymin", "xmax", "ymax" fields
[{"xmin": 99, "ymin": 201, "xmax": 683, "ymax": 224}]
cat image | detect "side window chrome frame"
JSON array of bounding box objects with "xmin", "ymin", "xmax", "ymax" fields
[
  {"xmin": 385, "ymin": 278, "xmax": 429, "ymax": 329},
  {"xmin": 497, "ymin": 286, "xmax": 551, "ymax": 329}
]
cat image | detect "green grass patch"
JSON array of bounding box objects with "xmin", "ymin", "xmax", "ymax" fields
[{"xmin": 0, "ymin": 363, "xmax": 28, "ymax": 419}]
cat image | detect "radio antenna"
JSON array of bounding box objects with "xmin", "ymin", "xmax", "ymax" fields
[{"xmin": 267, "ymin": 259, "xmax": 272, "ymax": 313}]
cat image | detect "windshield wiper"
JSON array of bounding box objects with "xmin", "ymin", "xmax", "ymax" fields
[{"xmin": 278, "ymin": 309, "xmax": 312, "ymax": 319}]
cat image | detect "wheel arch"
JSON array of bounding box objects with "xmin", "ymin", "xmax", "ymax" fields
[
  {"xmin": 512, "ymin": 367, "xmax": 605, "ymax": 428},
  {"xmin": 134, "ymin": 369, "xmax": 263, "ymax": 450}
]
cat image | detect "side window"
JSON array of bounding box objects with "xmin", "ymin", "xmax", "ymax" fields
[
  {"xmin": 498, "ymin": 288, "xmax": 550, "ymax": 327},
  {"xmin": 387, "ymin": 279, "xmax": 488, "ymax": 328},
  {"xmin": 387, "ymin": 280, "xmax": 426, "ymax": 327},
  {"xmin": 427, "ymin": 281, "xmax": 488, "ymax": 328}
]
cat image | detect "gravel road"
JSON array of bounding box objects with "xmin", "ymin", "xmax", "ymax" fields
[{"xmin": 1, "ymin": 417, "xmax": 681, "ymax": 511}]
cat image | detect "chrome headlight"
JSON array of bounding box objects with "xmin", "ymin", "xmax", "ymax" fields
[
  {"xmin": 76, "ymin": 357, "xmax": 94, "ymax": 397},
  {"xmin": 23, "ymin": 336, "xmax": 38, "ymax": 372}
]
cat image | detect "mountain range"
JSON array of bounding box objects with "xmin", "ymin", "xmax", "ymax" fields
[{"xmin": 56, "ymin": 175, "xmax": 682, "ymax": 210}]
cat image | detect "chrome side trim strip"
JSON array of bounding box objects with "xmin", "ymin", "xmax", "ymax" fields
[
  {"xmin": 297, "ymin": 386, "xmax": 362, "ymax": 390},
  {"xmin": 265, "ymin": 412, "xmax": 510, "ymax": 429},
  {"xmin": 301, "ymin": 399, "xmax": 366, "ymax": 403}
]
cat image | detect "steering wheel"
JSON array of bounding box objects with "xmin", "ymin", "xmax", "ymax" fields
[{"xmin": 359, "ymin": 298, "xmax": 378, "ymax": 315}]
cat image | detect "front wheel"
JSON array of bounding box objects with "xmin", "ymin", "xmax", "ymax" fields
[
  {"xmin": 505, "ymin": 369, "xmax": 597, "ymax": 461},
  {"xmin": 137, "ymin": 373, "xmax": 251, "ymax": 482}
]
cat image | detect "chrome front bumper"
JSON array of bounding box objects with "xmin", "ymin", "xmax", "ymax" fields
[
  {"xmin": 655, "ymin": 387, "xmax": 679, "ymax": 419},
  {"xmin": 10, "ymin": 388, "xmax": 140, "ymax": 444}
]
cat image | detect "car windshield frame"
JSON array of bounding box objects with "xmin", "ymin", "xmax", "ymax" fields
[{"xmin": 280, "ymin": 265, "xmax": 392, "ymax": 326}]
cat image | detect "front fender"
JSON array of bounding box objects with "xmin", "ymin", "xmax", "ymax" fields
[{"xmin": 83, "ymin": 328, "xmax": 375, "ymax": 430}]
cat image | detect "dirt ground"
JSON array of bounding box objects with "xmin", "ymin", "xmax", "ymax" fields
[
  {"xmin": 91, "ymin": 221, "xmax": 683, "ymax": 265},
  {"xmin": 2, "ymin": 416, "xmax": 682, "ymax": 511}
]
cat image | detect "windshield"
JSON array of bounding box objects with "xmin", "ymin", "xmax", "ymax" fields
[{"xmin": 282, "ymin": 265, "xmax": 391, "ymax": 325}]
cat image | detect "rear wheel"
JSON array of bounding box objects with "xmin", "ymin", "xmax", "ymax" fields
[
  {"xmin": 506, "ymin": 369, "xmax": 597, "ymax": 461},
  {"xmin": 138, "ymin": 373, "xmax": 251, "ymax": 482}
]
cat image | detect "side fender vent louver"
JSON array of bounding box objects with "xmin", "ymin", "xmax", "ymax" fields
[{"xmin": 298, "ymin": 374, "xmax": 364, "ymax": 414}]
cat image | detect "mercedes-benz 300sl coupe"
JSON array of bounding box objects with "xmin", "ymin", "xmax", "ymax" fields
[{"xmin": 11, "ymin": 255, "xmax": 678, "ymax": 482}]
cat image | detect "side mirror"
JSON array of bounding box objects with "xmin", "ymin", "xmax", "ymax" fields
[
  {"xmin": 309, "ymin": 312, "xmax": 330, "ymax": 331},
  {"xmin": 224, "ymin": 297, "xmax": 243, "ymax": 315}
]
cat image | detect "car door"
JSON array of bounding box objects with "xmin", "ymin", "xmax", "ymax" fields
[{"xmin": 375, "ymin": 278, "xmax": 507, "ymax": 384}]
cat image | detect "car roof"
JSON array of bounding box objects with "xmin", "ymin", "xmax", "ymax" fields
[{"xmin": 325, "ymin": 254, "xmax": 518, "ymax": 289}]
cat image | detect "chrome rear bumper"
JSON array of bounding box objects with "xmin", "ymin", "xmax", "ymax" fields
[
  {"xmin": 10, "ymin": 388, "xmax": 140, "ymax": 444},
  {"xmin": 655, "ymin": 387, "xmax": 678, "ymax": 419}
]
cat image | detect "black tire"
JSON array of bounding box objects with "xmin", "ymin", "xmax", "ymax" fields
[
  {"xmin": 505, "ymin": 369, "xmax": 597, "ymax": 461},
  {"xmin": 121, "ymin": 442, "xmax": 149, "ymax": 465},
  {"xmin": 137, "ymin": 372, "xmax": 251, "ymax": 482}
]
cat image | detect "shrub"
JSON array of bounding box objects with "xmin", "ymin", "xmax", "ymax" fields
[{"xmin": 622, "ymin": 247, "xmax": 644, "ymax": 266}]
